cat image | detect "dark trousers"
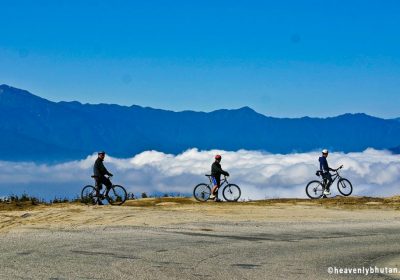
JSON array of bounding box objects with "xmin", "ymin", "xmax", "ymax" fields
[
  {"xmin": 322, "ymin": 172, "xmax": 333, "ymax": 190},
  {"xmin": 95, "ymin": 176, "xmax": 112, "ymax": 193}
]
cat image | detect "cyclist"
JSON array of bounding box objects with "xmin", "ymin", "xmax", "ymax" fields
[
  {"xmin": 319, "ymin": 149, "xmax": 342, "ymax": 196},
  {"xmin": 93, "ymin": 151, "xmax": 113, "ymax": 205},
  {"xmin": 210, "ymin": 154, "xmax": 229, "ymax": 201}
]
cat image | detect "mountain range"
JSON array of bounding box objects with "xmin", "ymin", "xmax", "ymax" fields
[{"xmin": 0, "ymin": 84, "xmax": 399, "ymax": 162}]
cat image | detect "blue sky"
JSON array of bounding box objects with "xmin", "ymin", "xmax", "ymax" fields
[{"xmin": 0, "ymin": 0, "xmax": 399, "ymax": 118}]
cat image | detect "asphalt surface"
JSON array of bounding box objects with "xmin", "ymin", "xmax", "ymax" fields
[{"xmin": 1, "ymin": 218, "xmax": 400, "ymax": 279}]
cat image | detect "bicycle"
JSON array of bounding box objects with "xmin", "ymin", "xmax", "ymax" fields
[
  {"xmin": 193, "ymin": 175, "xmax": 241, "ymax": 202},
  {"xmin": 81, "ymin": 175, "xmax": 128, "ymax": 205},
  {"xmin": 305, "ymin": 166, "xmax": 353, "ymax": 199}
]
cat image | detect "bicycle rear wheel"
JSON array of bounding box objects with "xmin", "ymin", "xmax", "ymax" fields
[
  {"xmin": 106, "ymin": 185, "xmax": 127, "ymax": 205},
  {"xmin": 305, "ymin": 181, "xmax": 324, "ymax": 199},
  {"xmin": 337, "ymin": 178, "xmax": 353, "ymax": 196},
  {"xmin": 193, "ymin": 183, "xmax": 211, "ymax": 202},
  {"xmin": 223, "ymin": 184, "xmax": 241, "ymax": 202},
  {"xmin": 81, "ymin": 185, "xmax": 97, "ymax": 205}
]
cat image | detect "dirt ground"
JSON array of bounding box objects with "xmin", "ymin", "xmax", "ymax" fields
[{"xmin": 1, "ymin": 196, "xmax": 400, "ymax": 233}]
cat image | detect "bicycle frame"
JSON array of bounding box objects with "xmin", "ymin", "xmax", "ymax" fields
[
  {"xmin": 321, "ymin": 171, "xmax": 342, "ymax": 187},
  {"xmin": 207, "ymin": 175, "xmax": 229, "ymax": 189},
  {"xmin": 93, "ymin": 177, "xmax": 113, "ymax": 197}
]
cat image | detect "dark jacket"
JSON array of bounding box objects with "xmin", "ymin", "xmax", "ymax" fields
[
  {"xmin": 93, "ymin": 158, "xmax": 112, "ymax": 177},
  {"xmin": 319, "ymin": 156, "xmax": 334, "ymax": 173},
  {"xmin": 211, "ymin": 161, "xmax": 229, "ymax": 179}
]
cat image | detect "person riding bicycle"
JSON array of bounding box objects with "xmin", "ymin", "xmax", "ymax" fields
[
  {"xmin": 210, "ymin": 154, "xmax": 229, "ymax": 201},
  {"xmin": 319, "ymin": 149, "xmax": 342, "ymax": 196},
  {"xmin": 93, "ymin": 151, "xmax": 113, "ymax": 205}
]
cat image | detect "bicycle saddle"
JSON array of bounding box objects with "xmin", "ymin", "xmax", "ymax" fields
[{"xmin": 205, "ymin": 174, "xmax": 212, "ymax": 177}]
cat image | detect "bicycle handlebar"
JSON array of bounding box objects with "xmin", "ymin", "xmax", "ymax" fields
[
  {"xmin": 335, "ymin": 165, "xmax": 344, "ymax": 172},
  {"xmin": 316, "ymin": 165, "xmax": 344, "ymax": 177}
]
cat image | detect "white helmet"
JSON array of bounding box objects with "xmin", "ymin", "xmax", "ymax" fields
[{"xmin": 322, "ymin": 149, "xmax": 329, "ymax": 154}]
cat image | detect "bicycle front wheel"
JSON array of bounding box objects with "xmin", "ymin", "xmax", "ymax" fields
[
  {"xmin": 106, "ymin": 185, "xmax": 127, "ymax": 205},
  {"xmin": 305, "ymin": 181, "xmax": 324, "ymax": 199},
  {"xmin": 223, "ymin": 184, "xmax": 241, "ymax": 202},
  {"xmin": 337, "ymin": 178, "xmax": 353, "ymax": 196},
  {"xmin": 193, "ymin": 183, "xmax": 211, "ymax": 202},
  {"xmin": 81, "ymin": 185, "xmax": 97, "ymax": 205}
]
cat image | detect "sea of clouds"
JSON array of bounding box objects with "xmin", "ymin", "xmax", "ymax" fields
[{"xmin": 0, "ymin": 148, "xmax": 399, "ymax": 200}]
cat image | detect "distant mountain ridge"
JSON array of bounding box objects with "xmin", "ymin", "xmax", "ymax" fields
[
  {"xmin": 0, "ymin": 84, "xmax": 399, "ymax": 162},
  {"xmin": 391, "ymin": 146, "xmax": 400, "ymax": 154}
]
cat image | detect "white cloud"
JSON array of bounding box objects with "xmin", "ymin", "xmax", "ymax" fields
[{"xmin": 0, "ymin": 148, "xmax": 399, "ymax": 199}]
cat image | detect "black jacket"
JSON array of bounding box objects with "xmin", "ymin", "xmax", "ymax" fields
[
  {"xmin": 93, "ymin": 158, "xmax": 112, "ymax": 177},
  {"xmin": 211, "ymin": 161, "xmax": 229, "ymax": 179},
  {"xmin": 319, "ymin": 156, "xmax": 334, "ymax": 173}
]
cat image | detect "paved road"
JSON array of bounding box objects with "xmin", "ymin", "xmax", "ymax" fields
[{"xmin": 1, "ymin": 218, "xmax": 400, "ymax": 279}]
